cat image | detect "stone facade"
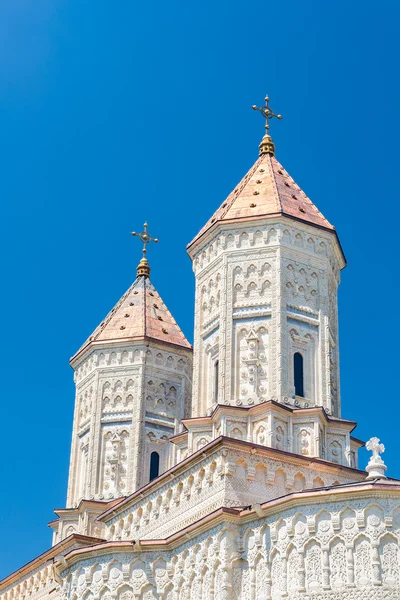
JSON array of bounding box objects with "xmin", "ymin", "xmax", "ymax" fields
[
  {"xmin": 188, "ymin": 219, "xmax": 343, "ymax": 419},
  {"xmin": 67, "ymin": 342, "xmax": 192, "ymax": 509},
  {"xmin": 57, "ymin": 491, "xmax": 400, "ymax": 600},
  {"xmin": 173, "ymin": 402, "xmax": 362, "ymax": 468},
  {"xmin": 99, "ymin": 437, "xmax": 364, "ymax": 543},
  {"xmin": 4, "ymin": 486, "xmax": 400, "ymax": 600}
]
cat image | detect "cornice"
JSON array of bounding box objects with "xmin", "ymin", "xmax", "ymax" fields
[
  {"xmin": 55, "ymin": 481, "xmax": 400, "ymax": 574},
  {"xmin": 249, "ymin": 480, "xmax": 400, "ymax": 523},
  {"xmin": 187, "ymin": 215, "xmax": 346, "ymax": 269},
  {"xmin": 52, "ymin": 498, "xmax": 118, "ymax": 520},
  {"xmin": 57, "ymin": 507, "xmax": 241, "ymax": 572},
  {"xmin": 0, "ymin": 534, "xmax": 105, "ymax": 591},
  {"xmin": 177, "ymin": 400, "xmax": 357, "ymax": 432},
  {"xmin": 97, "ymin": 434, "xmax": 367, "ymax": 524},
  {"xmin": 71, "ymin": 336, "xmax": 193, "ymax": 369}
]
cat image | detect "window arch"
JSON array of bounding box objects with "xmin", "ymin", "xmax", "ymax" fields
[
  {"xmin": 294, "ymin": 352, "xmax": 304, "ymax": 397},
  {"xmin": 149, "ymin": 451, "xmax": 160, "ymax": 481}
]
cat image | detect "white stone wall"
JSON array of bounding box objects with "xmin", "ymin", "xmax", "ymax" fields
[
  {"xmin": 67, "ymin": 343, "xmax": 192, "ymax": 509},
  {"xmin": 55, "ymin": 494, "xmax": 400, "ymax": 600},
  {"xmin": 50, "ymin": 503, "xmax": 108, "ymax": 546},
  {"xmin": 190, "ymin": 219, "xmax": 343, "ymax": 418},
  {"xmin": 176, "ymin": 403, "xmax": 360, "ymax": 468},
  {"xmin": 0, "ymin": 563, "xmax": 60, "ymax": 600},
  {"xmin": 102, "ymin": 441, "xmax": 363, "ymax": 543}
]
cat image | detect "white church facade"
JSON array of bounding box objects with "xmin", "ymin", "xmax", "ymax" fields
[{"xmin": 1, "ymin": 97, "xmax": 399, "ymax": 599}]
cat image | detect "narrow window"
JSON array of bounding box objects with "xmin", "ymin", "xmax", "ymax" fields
[
  {"xmin": 214, "ymin": 360, "xmax": 219, "ymax": 401},
  {"xmin": 294, "ymin": 352, "xmax": 304, "ymax": 397},
  {"xmin": 149, "ymin": 451, "xmax": 160, "ymax": 481}
]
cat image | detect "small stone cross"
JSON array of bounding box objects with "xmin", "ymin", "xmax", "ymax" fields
[{"xmin": 366, "ymin": 437, "xmax": 385, "ymax": 460}]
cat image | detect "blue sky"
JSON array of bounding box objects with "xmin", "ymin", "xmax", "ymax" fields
[{"xmin": 1, "ymin": 0, "xmax": 399, "ymax": 578}]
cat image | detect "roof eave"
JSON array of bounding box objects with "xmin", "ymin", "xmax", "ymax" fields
[
  {"xmin": 187, "ymin": 213, "xmax": 346, "ymax": 267},
  {"xmin": 180, "ymin": 400, "xmax": 357, "ymax": 431},
  {"xmin": 97, "ymin": 434, "xmax": 365, "ymax": 522},
  {"xmin": 0, "ymin": 534, "xmax": 105, "ymax": 590},
  {"xmin": 70, "ymin": 335, "xmax": 192, "ymax": 368}
]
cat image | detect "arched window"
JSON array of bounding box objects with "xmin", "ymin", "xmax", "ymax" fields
[
  {"xmin": 294, "ymin": 352, "xmax": 304, "ymax": 397},
  {"xmin": 149, "ymin": 451, "xmax": 160, "ymax": 481},
  {"xmin": 214, "ymin": 360, "xmax": 219, "ymax": 401}
]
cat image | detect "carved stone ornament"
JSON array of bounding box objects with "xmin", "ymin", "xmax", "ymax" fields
[{"xmin": 366, "ymin": 437, "xmax": 388, "ymax": 480}]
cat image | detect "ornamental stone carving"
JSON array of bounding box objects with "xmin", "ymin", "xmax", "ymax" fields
[
  {"xmin": 16, "ymin": 496, "xmax": 394, "ymax": 600},
  {"xmin": 366, "ymin": 437, "xmax": 387, "ymax": 480},
  {"xmin": 66, "ymin": 343, "xmax": 192, "ymax": 510},
  {"xmin": 191, "ymin": 219, "xmax": 342, "ymax": 416}
]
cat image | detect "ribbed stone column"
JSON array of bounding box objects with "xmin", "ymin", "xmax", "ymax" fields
[
  {"xmin": 346, "ymin": 545, "xmax": 355, "ymax": 587},
  {"xmin": 322, "ymin": 547, "xmax": 331, "ymax": 589}
]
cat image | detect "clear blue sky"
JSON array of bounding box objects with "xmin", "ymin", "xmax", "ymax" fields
[{"xmin": 1, "ymin": 0, "xmax": 399, "ymax": 578}]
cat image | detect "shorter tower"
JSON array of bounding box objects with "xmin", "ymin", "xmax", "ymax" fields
[{"xmin": 66, "ymin": 229, "xmax": 192, "ymax": 509}]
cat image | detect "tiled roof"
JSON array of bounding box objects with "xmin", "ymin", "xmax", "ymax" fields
[
  {"xmin": 72, "ymin": 276, "xmax": 191, "ymax": 362},
  {"xmin": 188, "ymin": 153, "xmax": 335, "ymax": 250}
]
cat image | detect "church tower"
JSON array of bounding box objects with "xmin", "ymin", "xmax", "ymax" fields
[
  {"xmin": 4, "ymin": 97, "xmax": 400, "ymax": 600},
  {"xmin": 65, "ymin": 227, "xmax": 192, "ymax": 510},
  {"xmin": 187, "ymin": 96, "xmax": 345, "ymax": 419}
]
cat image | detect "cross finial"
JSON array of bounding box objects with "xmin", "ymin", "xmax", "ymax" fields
[
  {"xmin": 131, "ymin": 222, "xmax": 159, "ymax": 257},
  {"xmin": 131, "ymin": 222, "xmax": 159, "ymax": 278},
  {"xmin": 252, "ymin": 95, "xmax": 282, "ymax": 156},
  {"xmin": 365, "ymin": 437, "xmax": 387, "ymax": 480},
  {"xmin": 366, "ymin": 437, "xmax": 385, "ymax": 460}
]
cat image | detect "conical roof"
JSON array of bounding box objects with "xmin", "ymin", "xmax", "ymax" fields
[
  {"xmin": 188, "ymin": 153, "xmax": 336, "ymax": 252},
  {"xmin": 71, "ymin": 275, "xmax": 191, "ymax": 363}
]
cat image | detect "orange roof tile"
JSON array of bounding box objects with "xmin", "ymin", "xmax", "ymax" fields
[
  {"xmin": 188, "ymin": 153, "xmax": 335, "ymax": 251},
  {"xmin": 72, "ymin": 275, "xmax": 191, "ymax": 362}
]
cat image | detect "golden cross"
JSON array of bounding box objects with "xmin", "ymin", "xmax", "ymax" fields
[
  {"xmin": 252, "ymin": 95, "xmax": 282, "ymax": 134},
  {"xmin": 131, "ymin": 222, "xmax": 159, "ymax": 258}
]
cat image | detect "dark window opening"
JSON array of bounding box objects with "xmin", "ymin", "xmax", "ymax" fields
[
  {"xmin": 294, "ymin": 352, "xmax": 304, "ymax": 397},
  {"xmin": 214, "ymin": 360, "xmax": 219, "ymax": 400},
  {"xmin": 149, "ymin": 451, "xmax": 160, "ymax": 481}
]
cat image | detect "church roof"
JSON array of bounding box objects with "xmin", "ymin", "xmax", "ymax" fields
[
  {"xmin": 188, "ymin": 152, "xmax": 335, "ymax": 251},
  {"xmin": 71, "ymin": 272, "xmax": 191, "ymax": 363}
]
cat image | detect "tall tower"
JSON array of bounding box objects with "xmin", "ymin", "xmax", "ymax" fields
[
  {"xmin": 66, "ymin": 227, "xmax": 192, "ymax": 508},
  {"xmin": 187, "ymin": 96, "xmax": 345, "ymax": 418}
]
